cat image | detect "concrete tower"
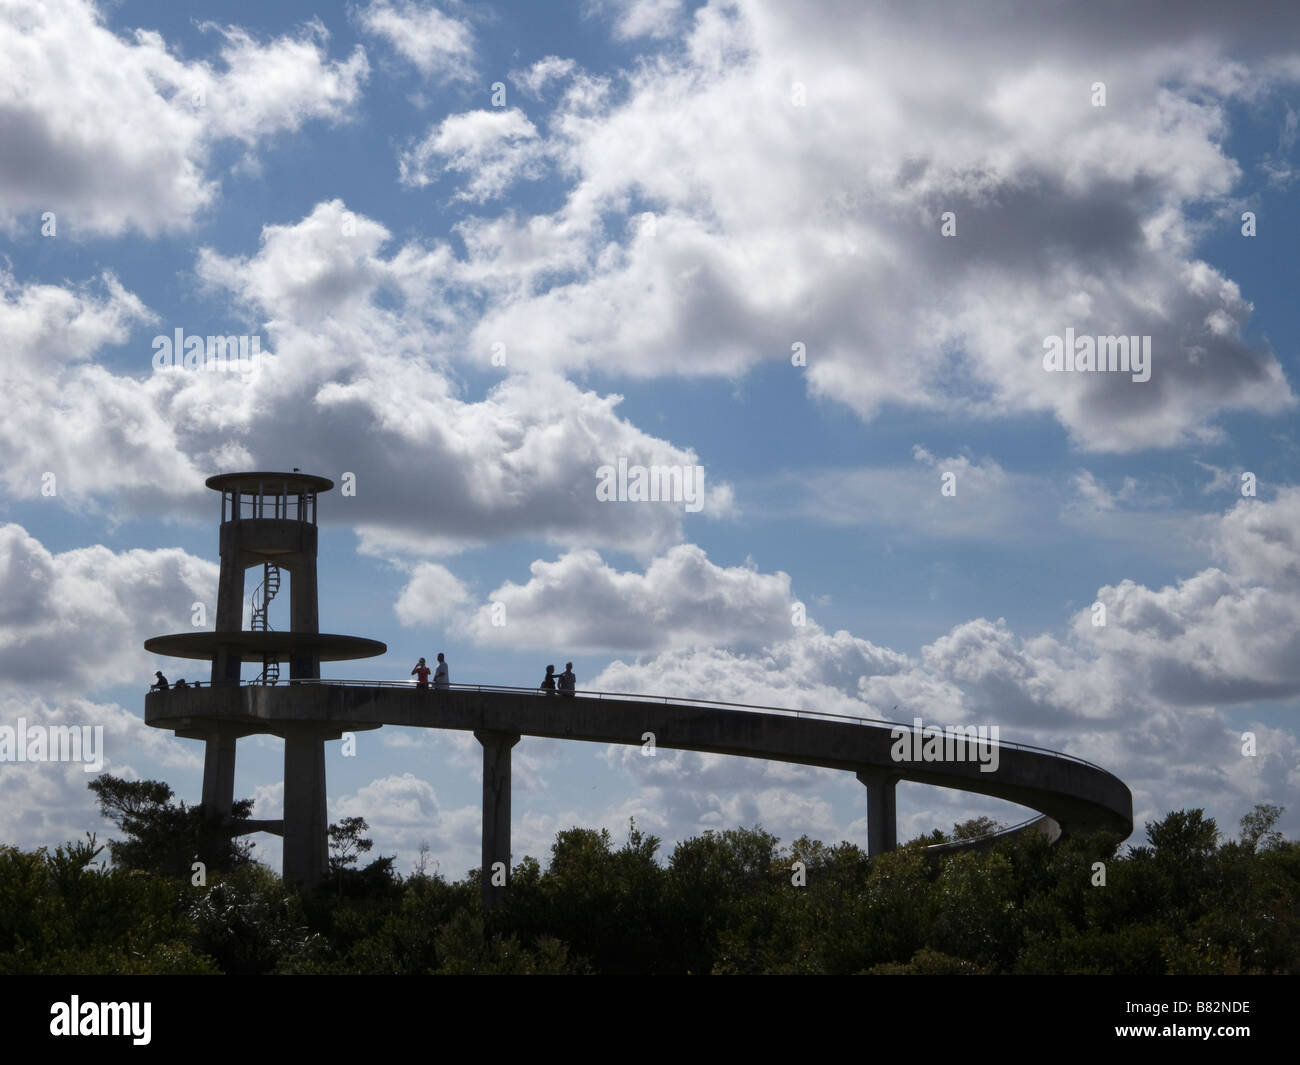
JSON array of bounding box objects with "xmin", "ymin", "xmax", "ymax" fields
[{"xmin": 145, "ymin": 472, "xmax": 385, "ymax": 887}]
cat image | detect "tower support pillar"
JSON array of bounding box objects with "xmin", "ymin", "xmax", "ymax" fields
[
  {"xmin": 856, "ymin": 768, "xmax": 899, "ymax": 856},
  {"xmin": 283, "ymin": 725, "xmax": 330, "ymax": 889},
  {"xmin": 475, "ymin": 730, "xmax": 520, "ymax": 909},
  {"xmin": 200, "ymin": 730, "xmax": 237, "ymax": 824}
]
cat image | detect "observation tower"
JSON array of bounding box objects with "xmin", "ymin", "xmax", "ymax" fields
[
  {"xmin": 146, "ymin": 474, "xmax": 1130, "ymax": 905},
  {"xmin": 145, "ymin": 472, "xmax": 386, "ymax": 887}
]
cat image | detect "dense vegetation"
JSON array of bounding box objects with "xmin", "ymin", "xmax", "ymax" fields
[{"xmin": 0, "ymin": 778, "xmax": 1294, "ymax": 974}]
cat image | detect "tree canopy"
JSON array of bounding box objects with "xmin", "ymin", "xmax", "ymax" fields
[{"xmin": 0, "ymin": 788, "xmax": 1292, "ymax": 975}]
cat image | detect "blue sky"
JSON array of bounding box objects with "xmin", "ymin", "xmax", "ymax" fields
[{"xmin": 1, "ymin": 0, "xmax": 1298, "ymax": 878}]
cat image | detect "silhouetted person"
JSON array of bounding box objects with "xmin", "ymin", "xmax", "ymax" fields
[
  {"xmin": 174, "ymin": 678, "xmax": 188, "ymax": 689},
  {"xmin": 539, "ymin": 664, "xmax": 556, "ymax": 696},
  {"xmin": 434, "ymin": 652, "xmax": 449, "ymax": 690},
  {"xmin": 152, "ymin": 671, "xmax": 169, "ymax": 691},
  {"xmin": 558, "ymin": 662, "xmax": 575, "ymax": 698},
  {"xmin": 411, "ymin": 657, "xmax": 431, "ymax": 690}
]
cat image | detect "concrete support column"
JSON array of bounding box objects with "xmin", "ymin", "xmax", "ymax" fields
[
  {"xmin": 283, "ymin": 727, "xmax": 329, "ymax": 889},
  {"xmin": 212, "ymin": 526, "xmax": 246, "ymax": 685},
  {"xmin": 475, "ymin": 730, "xmax": 520, "ymax": 909},
  {"xmin": 856, "ymin": 768, "xmax": 899, "ymax": 856},
  {"xmin": 288, "ymin": 550, "xmax": 320, "ymax": 680},
  {"xmin": 214, "ymin": 526, "xmax": 247, "ymax": 632},
  {"xmin": 200, "ymin": 730, "xmax": 237, "ymax": 825}
]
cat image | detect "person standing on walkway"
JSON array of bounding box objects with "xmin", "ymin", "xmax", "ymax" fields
[
  {"xmin": 539, "ymin": 664, "xmax": 556, "ymax": 696},
  {"xmin": 433, "ymin": 652, "xmax": 450, "ymax": 690},
  {"xmin": 558, "ymin": 662, "xmax": 575, "ymax": 698},
  {"xmin": 411, "ymin": 657, "xmax": 431, "ymax": 690}
]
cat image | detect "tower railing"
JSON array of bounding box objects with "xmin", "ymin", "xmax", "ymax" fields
[{"xmin": 218, "ymin": 487, "xmax": 318, "ymax": 522}]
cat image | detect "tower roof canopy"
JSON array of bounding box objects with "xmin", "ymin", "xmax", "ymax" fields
[{"xmin": 205, "ymin": 471, "xmax": 334, "ymax": 494}]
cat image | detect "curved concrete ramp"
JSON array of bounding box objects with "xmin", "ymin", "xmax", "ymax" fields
[
  {"xmin": 923, "ymin": 813, "xmax": 1062, "ymax": 856},
  {"xmin": 147, "ymin": 682, "xmax": 1133, "ymax": 856}
]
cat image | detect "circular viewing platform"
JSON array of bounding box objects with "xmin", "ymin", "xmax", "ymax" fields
[{"xmin": 144, "ymin": 632, "xmax": 387, "ymax": 662}]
